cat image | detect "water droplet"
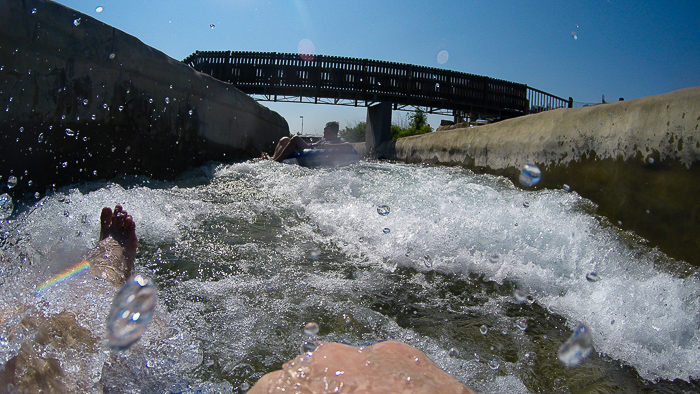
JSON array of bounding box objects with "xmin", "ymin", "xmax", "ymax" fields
[
  {"xmin": 300, "ymin": 340, "xmax": 319, "ymax": 353},
  {"xmin": 513, "ymin": 289, "xmax": 527, "ymax": 303},
  {"xmin": 571, "ymin": 32, "xmax": 578, "ymax": 40},
  {"xmin": 73, "ymin": 18, "xmax": 81, "ymax": 26},
  {"xmin": 103, "ymin": 103, "xmax": 108, "ymax": 109},
  {"xmin": 558, "ymin": 324, "xmax": 593, "ymax": 367},
  {"xmin": 335, "ymin": 370, "xmax": 344, "ymax": 376},
  {"xmin": 435, "ymin": 82, "xmax": 440, "ymax": 89},
  {"xmin": 106, "ymin": 275, "xmax": 157, "ymax": 350},
  {"xmin": 65, "ymin": 128, "xmax": 75, "ymax": 137},
  {"xmin": 304, "ymin": 322, "xmax": 319, "ymax": 335},
  {"xmin": 448, "ymin": 348, "xmax": 458, "ymax": 358},
  {"xmin": 474, "ymin": 353, "xmax": 480, "ymax": 361},
  {"xmin": 522, "ymin": 201, "xmax": 530, "ymax": 208},
  {"xmin": 95, "ymin": 6, "xmax": 103, "ymax": 13},
  {"xmin": 488, "ymin": 359, "xmax": 500, "ymax": 370},
  {"xmin": 31, "ymin": 8, "xmax": 37, "ymax": 14},
  {"xmin": 436, "ymin": 50, "xmax": 449, "ymax": 65},
  {"xmin": 109, "ymin": 53, "xmax": 115, "ymax": 59},
  {"xmin": 6, "ymin": 176, "xmax": 18, "ymax": 189},
  {"xmin": 188, "ymin": 109, "xmax": 193, "ymax": 116},
  {"xmin": 239, "ymin": 382, "xmax": 250, "ymax": 391},
  {"xmin": 34, "ymin": 192, "xmax": 40, "ymax": 199},
  {"xmin": 586, "ymin": 272, "xmax": 600, "ymax": 282},
  {"xmin": 164, "ymin": 97, "xmax": 170, "ymax": 104},
  {"xmin": 424, "ymin": 255, "xmax": 432, "ymax": 268},
  {"xmin": 169, "ymin": 85, "xmax": 173, "ymax": 89},
  {"xmin": 562, "ymin": 184, "xmax": 571, "ymax": 192},
  {"xmin": 309, "ymin": 248, "xmax": 320, "ymax": 260},
  {"xmin": 210, "ymin": 24, "xmax": 215, "ymax": 29},
  {"xmin": 516, "ymin": 318, "xmax": 528, "ymax": 331},
  {"xmin": 488, "ymin": 253, "xmax": 501, "ymax": 264},
  {"xmin": 61, "ymin": 162, "xmax": 68, "ymax": 168},
  {"xmin": 118, "ymin": 105, "xmax": 124, "ymax": 111},
  {"xmin": 377, "ymin": 205, "xmax": 390, "ymax": 216},
  {"xmin": 82, "ymin": 99, "xmax": 88, "ymax": 105},
  {"xmin": 480, "ymin": 325, "xmax": 488, "ymax": 335},
  {"xmin": 519, "ymin": 162, "xmax": 541, "ymax": 187},
  {"xmin": 0, "ymin": 194, "xmax": 14, "ymax": 219},
  {"xmin": 19, "ymin": 127, "xmax": 24, "ymax": 133},
  {"xmin": 382, "ymin": 227, "xmax": 390, "ymax": 234},
  {"xmin": 27, "ymin": 180, "xmax": 33, "ymax": 186}
]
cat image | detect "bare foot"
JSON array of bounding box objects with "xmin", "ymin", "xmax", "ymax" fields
[
  {"xmin": 89, "ymin": 205, "xmax": 138, "ymax": 285},
  {"xmin": 249, "ymin": 341, "xmax": 476, "ymax": 394}
]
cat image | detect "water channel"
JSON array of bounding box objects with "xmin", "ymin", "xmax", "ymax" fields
[{"xmin": 1, "ymin": 160, "xmax": 698, "ymax": 392}]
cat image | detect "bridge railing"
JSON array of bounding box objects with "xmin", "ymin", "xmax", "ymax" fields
[
  {"xmin": 527, "ymin": 87, "xmax": 572, "ymax": 113},
  {"xmin": 184, "ymin": 51, "xmax": 567, "ymax": 119}
]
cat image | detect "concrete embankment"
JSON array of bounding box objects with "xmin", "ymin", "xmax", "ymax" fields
[
  {"xmin": 0, "ymin": 0, "xmax": 288, "ymax": 196},
  {"xmin": 380, "ymin": 87, "xmax": 700, "ymax": 266}
]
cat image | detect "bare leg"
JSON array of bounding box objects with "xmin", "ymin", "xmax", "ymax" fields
[
  {"xmin": 89, "ymin": 205, "xmax": 138, "ymax": 285},
  {"xmin": 270, "ymin": 136, "xmax": 310, "ymax": 162}
]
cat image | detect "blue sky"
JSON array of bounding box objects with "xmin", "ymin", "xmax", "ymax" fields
[{"xmin": 56, "ymin": 0, "xmax": 700, "ymax": 134}]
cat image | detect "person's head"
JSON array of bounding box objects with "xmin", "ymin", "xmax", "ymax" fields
[{"xmin": 324, "ymin": 121, "xmax": 340, "ymax": 139}]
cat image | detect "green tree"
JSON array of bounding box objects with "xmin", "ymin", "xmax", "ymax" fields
[
  {"xmin": 340, "ymin": 121, "xmax": 366, "ymax": 142},
  {"xmin": 391, "ymin": 109, "xmax": 433, "ymax": 140}
]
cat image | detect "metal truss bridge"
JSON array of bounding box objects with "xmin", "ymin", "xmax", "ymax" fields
[{"xmin": 183, "ymin": 51, "xmax": 571, "ymax": 121}]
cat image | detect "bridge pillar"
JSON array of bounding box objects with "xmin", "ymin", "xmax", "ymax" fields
[{"xmin": 365, "ymin": 102, "xmax": 392, "ymax": 158}]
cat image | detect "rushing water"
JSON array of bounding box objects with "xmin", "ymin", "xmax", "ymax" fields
[{"xmin": 1, "ymin": 160, "xmax": 698, "ymax": 392}]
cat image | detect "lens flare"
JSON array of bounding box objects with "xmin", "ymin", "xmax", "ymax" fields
[{"xmin": 37, "ymin": 260, "xmax": 91, "ymax": 293}]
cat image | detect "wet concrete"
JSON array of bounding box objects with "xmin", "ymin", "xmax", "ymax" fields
[{"xmin": 0, "ymin": 0, "xmax": 289, "ymax": 196}]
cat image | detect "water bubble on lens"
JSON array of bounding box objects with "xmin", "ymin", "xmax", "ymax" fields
[
  {"xmin": 489, "ymin": 253, "xmax": 501, "ymax": 264},
  {"xmin": 513, "ymin": 289, "xmax": 527, "ymax": 303},
  {"xmin": 522, "ymin": 201, "xmax": 530, "ymax": 208},
  {"xmin": 61, "ymin": 162, "xmax": 68, "ymax": 168},
  {"xmin": 480, "ymin": 325, "xmax": 488, "ymax": 335},
  {"xmin": 106, "ymin": 275, "xmax": 158, "ymax": 350},
  {"xmin": 65, "ymin": 128, "xmax": 75, "ymax": 137},
  {"xmin": 6, "ymin": 176, "xmax": 18, "ymax": 189},
  {"xmin": 586, "ymin": 272, "xmax": 600, "ymax": 282},
  {"xmin": 516, "ymin": 318, "xmax": 528, "ymax": 331},
  {"xmin": 0, "ymin": 194, "xmax": 14, "ymax": 219},
  {"xmin": 437, "ymin": 50, "xmax": 449, "ymax": 65},
  {"xmin": 37, "ymin": 133, "xmax": 44, "ymax": 143},
  {"xmin": 34, "ymin": 192, "xmax": 40, "ymax": 199},
  {"xmin": 562, "ymin": 184, "xmax": 571, "ymax": 192},
  {"xmin": 31, "ymin": 8, "xmax": 37, "ymax": 13},
  {"xmin": 109, "ymin": 53, "xmax": 115, "ymax": 60},
  {"xmin": 488, "ymin": 359, "xmax": 501, "ymax": 370},
  {"xmin": 300, "ymin": 341, "xmax": 319, "ymax": 354},
  {"xmin": 95, "ymin": 6, "xmax": 103, "ymax": 13},
  {"xmin": 73, "ymin": 18, "xmax": 81, "ymax": 26},
  {"xmin": 82, "ymin": 99, "xmax": 88, "ymax": 105},
  {"xmin": 210, "ymin": 24, "xmax": 215, "ymax": 29},
  {"xmin": 304, "ymin": 322, "xmax": 319, "ymax": 335},
  {"xmin": 558, "ymin": 324, "xmax": 593, "ymax": 368},
  {"xmin": 519, "ymin": 162, "xmax": 542, "ymax": 187},
  {"xmin": 118, "ymin": 106, "xmax": 124, "ymax": 111},
  {"xmin": 309, "ymin": 248, "xmax": 320, "ymax": 260},
  {"xmin": 382, "ymin": 227, "xmax": 390, "ymax": 234},
  {"xmin": 377, "ymin": 205, "xmax": 390, "ymax": 216},
  {"xmin": 448, "ymin": 348, "xmax": 458, "ymax": 358}
]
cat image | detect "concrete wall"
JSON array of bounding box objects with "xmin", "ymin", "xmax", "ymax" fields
[
  {"xmin": 381, "ymin": 86, "xmax": 700, "ymax": 266},
  {"xmin": 0, "ymin": 0, "xmax": 288, "ymax": 196}
]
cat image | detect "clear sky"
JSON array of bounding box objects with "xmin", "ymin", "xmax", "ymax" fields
[{"xmin": 55, "ymin": 0, "xmax": 700, "ymax": 135}]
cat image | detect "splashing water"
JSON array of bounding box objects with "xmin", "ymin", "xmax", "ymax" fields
[{"xmin": 0, "ymin": 161, "xmax": 698, "ymax": 392}]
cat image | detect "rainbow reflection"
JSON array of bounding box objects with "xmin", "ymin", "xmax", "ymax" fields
[{"xmin": 37, "ymin": 260, "xmax": 91, "ymax": 293}]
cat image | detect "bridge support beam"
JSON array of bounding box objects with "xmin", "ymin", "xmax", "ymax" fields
[{"xmin": 365, "ymin": 102, "xmax": 392, "ymax": 158}]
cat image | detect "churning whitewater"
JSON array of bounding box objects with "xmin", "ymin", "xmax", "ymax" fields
[{"xmin": 1, "ymin": 160, "xmax": 697, "ymax": 392}]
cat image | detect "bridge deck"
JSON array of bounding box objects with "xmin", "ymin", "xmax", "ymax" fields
[{"xmin": 184, "ymin": 51, "xmax": 569, "ymax": 120}]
